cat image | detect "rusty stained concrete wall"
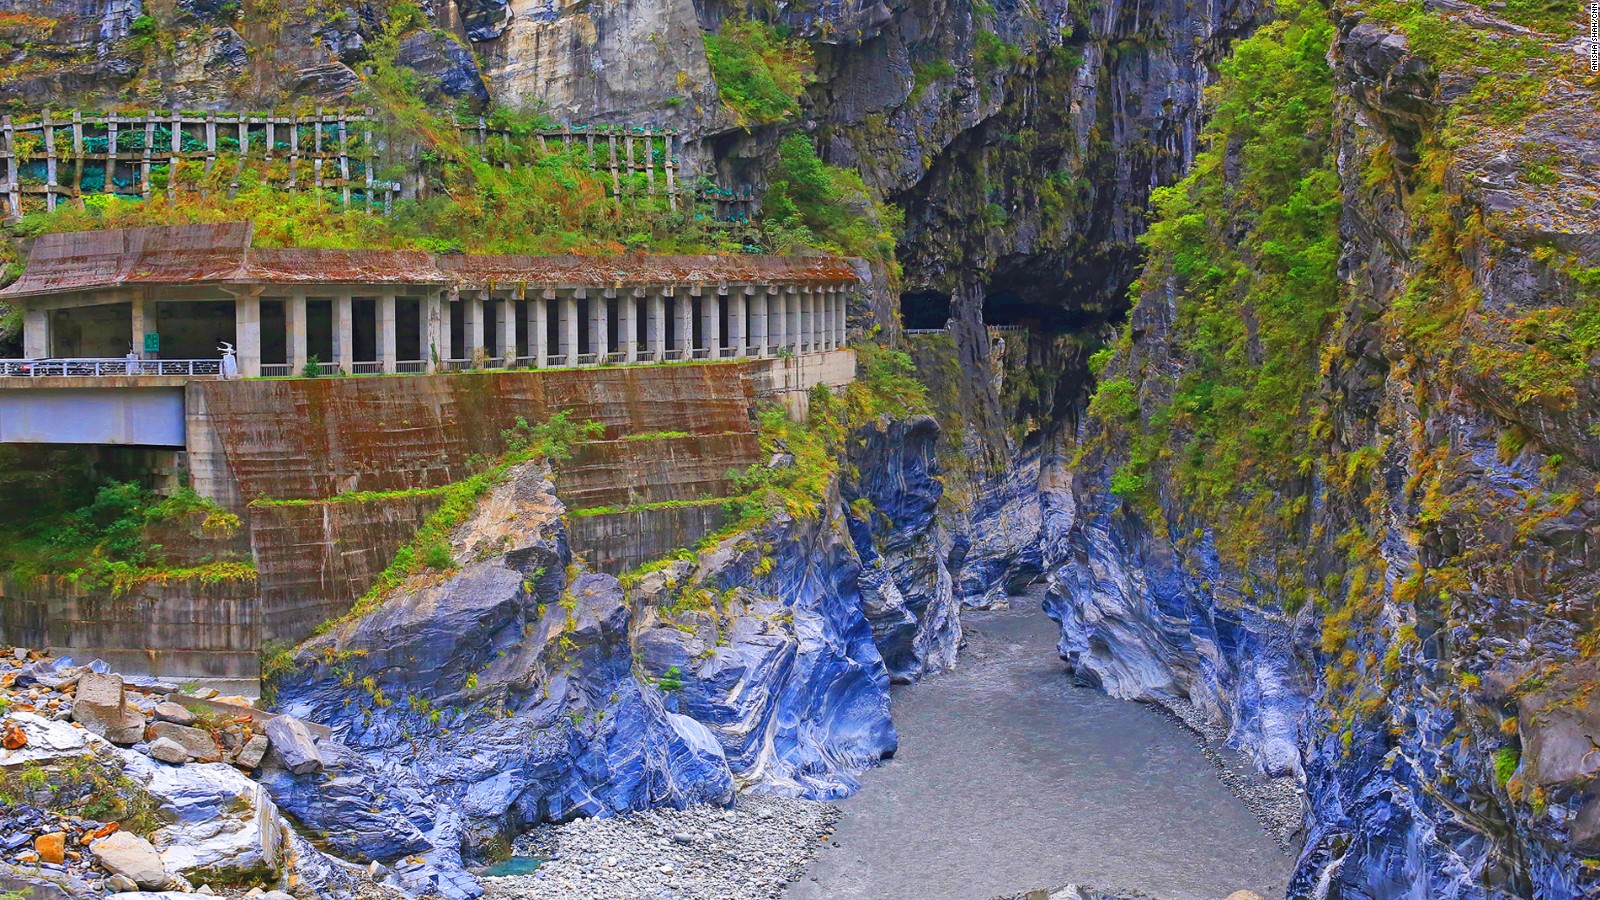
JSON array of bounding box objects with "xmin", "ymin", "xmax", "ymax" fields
[
  {"xmin": 566, "ymin": 505, "xmax": 735, "ymax": 576},
  {"xmin": 249, "ymin": 494, "xmax": 448, "ymax": 646},
  {"xmin": 556, "ymin": 431, "xmax": 760, "ymax": 511},
  {"xmin": 4, "ymin": 351, "xmax": 856, "ymax": 677},
  {"xmin": 187, "ymin": 361, "xmax": 764, "ymax": 503},
  {"xmin": 1, "ymin": 574, "xmax": 262, "ymax": 679}
]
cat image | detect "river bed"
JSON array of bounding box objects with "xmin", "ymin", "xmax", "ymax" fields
[{"xmin": 785, "ymin": 600, "xmax": 1294, "ymax": 900}]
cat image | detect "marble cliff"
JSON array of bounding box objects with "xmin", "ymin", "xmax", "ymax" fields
[{"xmin": 0, "ymin": 0, "xmax": 1596, "ymax": 897}]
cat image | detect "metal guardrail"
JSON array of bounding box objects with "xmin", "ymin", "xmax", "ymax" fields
[
  {"xmin": 0, "ymin": 343, "xmax": 846, "ymax": 381},
  {"xmin": 0, "ymin": 358, "xmax": 223, "ymax": 376}
]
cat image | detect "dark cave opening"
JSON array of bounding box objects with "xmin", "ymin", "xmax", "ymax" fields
[{"xmin": 900, "ymin": 291, "xmax": 951, "ymax": 330}]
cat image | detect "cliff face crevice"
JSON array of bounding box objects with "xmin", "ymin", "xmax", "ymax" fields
[{"xmin": 1052, "ymin": 0, "xmax": 1600, "ymax": 894}]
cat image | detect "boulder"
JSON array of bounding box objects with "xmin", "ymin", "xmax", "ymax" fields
[
  {"xmin": 0, "ymin": 863, "xmax": 98, "ymax": 900},
  {"xmin": 90, "ymin": 831, "xmax": 169, "ymax": 890},
  {"xmin": 0, "ymin": 712, "xmax": 108, "ymax": 766},
  {"xmin": 152, "ymin": 703, "xmax": 197, "ymax": 727},
  {"xmin": 120, "ymin": 753, "xmax": 286, "ymax": 884},
  {"xmin": 34, "ymin": 832, "xmax": 64, "ymax": 864},
  {"xmin": 149, "ymin": 722, "xmax": 221, "ymax": 763},
  {"xmin": 148, "ymin": 737, "xmax": 190, "ymax": 765},
  {"xmin": 72, "ymin": 673, "xmax": 146, "ymax": 744},
  {"xmin": 235, "ymin": 734, "xmax": 270, "ymax": 770},
  {"xmin": 263, "ymin": 715, "xmax": 321, "ymax": 775}
]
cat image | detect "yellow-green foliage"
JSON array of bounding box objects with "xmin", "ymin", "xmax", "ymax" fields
[
  {"xmin": 0, "ymin": 480, "xmax": 255, "ymax": 593},
  {"xmin": 761, "ymin": 134, "xmax": 902, "ymax": 266},
  {"xmin": 703, "ymin": 17, "xmax": 815, "ymax": 126},
  {"xmin": 1084, "ymin": 0, "xmax": 1340, "ymax": 565},
  {"xmin": 7, "ymin": 6, "xmax": 740, "ymax": 257}
]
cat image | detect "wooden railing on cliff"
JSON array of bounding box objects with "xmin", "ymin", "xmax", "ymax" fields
[{"xmin": 0, "ymin": 108, "xmax": 755, "ymax": 220}]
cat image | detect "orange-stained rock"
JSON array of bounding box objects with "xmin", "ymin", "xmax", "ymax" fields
[
  {"xmin": 1, "ymin": 722, "xmax": 26, "ymax": 749},
  {"xmin": 35, "ymin": 832, "xmax": 65, "ymax": 865}
]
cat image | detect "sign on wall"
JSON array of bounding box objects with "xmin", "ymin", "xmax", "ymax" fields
[{"xmin": 144, "ymin": 333, "xmax": 160, "ymax": 354}]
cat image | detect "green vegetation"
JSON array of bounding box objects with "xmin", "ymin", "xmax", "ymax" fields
[
  {"xmin": 761, "ymin": 134, "xmax": 901, "ymax": 265},
  {"xmin": 0, "ymin": 472, "xmax": 254, "ymax": 594},
  {"xmin": 1494, "ymin": 745, "xmax": 1521, "ymax": 788},
  {"xmin": 319, "ymin": 410, "xmax": 603, "ymax": 633},
  {"xmin": 0, "ymin": 757, "xmax": 159, "ymax": 837},
  {"xmin": 1084, "ymin": 0, "xmax": 1340, "ymax": 567},
  {"xmin": 909, "ymin": 59, "xmax": 957, "ymax": 104},
  {"xmin": 974, "ymin": 30, "xmax": 1024, "ymax": 80},
  {"xmin": 4, "ymin": 3, "xmax": 742, "ymax": 258},
  {"xmin": 703, "ymin": 17, "xmax": 815, "ymax": 126},
  {"xmin": 567, "ymin": 496, "xmax": 730, "ymax": 518}
]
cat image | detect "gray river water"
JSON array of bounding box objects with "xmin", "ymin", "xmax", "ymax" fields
[{"xmin": 786, "ymin": 600, "xmax": 1293, "ymax": 900}]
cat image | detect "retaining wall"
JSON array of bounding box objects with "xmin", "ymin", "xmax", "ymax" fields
[{"xmin": 3, "ymin": 351, "xmax": 854, "ymax": 676}]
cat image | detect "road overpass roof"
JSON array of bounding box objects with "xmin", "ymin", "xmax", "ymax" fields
[{"xmin": 0, "ymin": 223, "xmax": 864, "ymax": 301}]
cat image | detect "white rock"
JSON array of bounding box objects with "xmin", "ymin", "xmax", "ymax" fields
[
  {"xmin": 0, "ymin": 711, "xmax": 109, "ymax": 766},
  {"xmin": 120, "ymin": 751, "xmax": 286, "ymax": 884},
  {"xmin": 91, "ymin": 831, "xmax": 170, "ymax": 890},
  {"xmin": 148, "ymin": 737, "xmax": 190, "ymax": 765}
]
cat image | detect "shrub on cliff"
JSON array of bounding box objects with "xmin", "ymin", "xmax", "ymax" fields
[
  {"xmin": 1083, "ymin": 0, "xmax": 1339, "ymax": 551},
  {"xmin": 703, "ymin": 17, "xmax": 814, "ymax": 126},
  {"xmin": 762, "ymin": 135, "xmax": 901, "ymax": 265}
]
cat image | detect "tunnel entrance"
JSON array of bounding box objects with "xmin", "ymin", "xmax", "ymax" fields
[{"xmin": 900, "ymin": 292, "xmax": 951, "ymax": 330}]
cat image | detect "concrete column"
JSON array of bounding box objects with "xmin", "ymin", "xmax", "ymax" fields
[
  {"xmin": 531, "ymin": 295, "xmax": 548, "ymax": 367},
  {"xmin": 589, "ymin": 291, "xmax": 609, "ymax": 363},
  {"xmin": 288, "ymin": 293, "xmax": 308, "ymax": 374},
  {"xmin": 809, "ymin": 288, "xmax": 823, "ymax": 353},
  {"xmin": 768, "ymin": 288, "xmax": 785, "ymax": 353},
  {"xmin": 675, "ymin": 292, "xmax": 693, "ymax": 357},
  {"xmin": 622, "ymin": 291, "xmax": 640, "ymax": 363},
  {"xmin": 465, "ymin": 293, "xmax": 485, "ymax": 366},
  {"xmin": 647, "ymin": 291, "xmax": 666, "ymax": 361},
  {"xmin": 820, "ymin": 289, "xmax": 833, "ymax": 351},
  {"xmin": 497, "ymin": 295, "xmax": 516, "ymax": 364},
  {"xmin": 421, "ymin": 291, "xmax": 440, "ymax": 372},
  {"xmin": 129, "ymin": 296, "xmax": 146, "ymax": 359},
  {"xmin": 785, "ymin": 287, "xmax": 800, "ymax": 353},
  {"xmin": 235, "ymin": 293, "xmax": 261, "ymax": 377},
  {"xmin": 334, "ymin": 294, "xmax": 354, "ymax": 374},
  {"xmin": 700, "ymin": 288, "xmax": 721, "ymax": 359},
  {"xmin": 560, "ymin": 292, "xmax": 579, "ymax": 366},
  {"xmin": 834, "ymin": 288, "xmax": 848, "ymax": 348},
  {"xmin": 23, "ymin": 307, "xmax": 48, "ymax": 358},
  {"xmin": 378, "ymin": 292, "xmax": 397, "ymax": 373},
  {"xmin": 729, "ymin": 288, "xmax": 748, "ymax": 358},
  {"xmin": 750, "ymin": 289, "xmax": 768, "ymax": 357},
  {"xmin": 439, "ymin": 289, "xmax": 456, "ymax": 366}
]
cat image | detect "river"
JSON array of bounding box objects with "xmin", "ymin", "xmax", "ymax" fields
[{"xmin": 785, "ymin": 599, "xmax": 1294, "ymax": 900}]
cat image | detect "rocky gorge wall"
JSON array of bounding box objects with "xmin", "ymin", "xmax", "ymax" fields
[
  {"xmin": 1051, "ymin": 0, "xmax": 1600, "ymax": 896},
  {"xmin": 263, "ymin": 392, "xmax": 962, "ymax": 895}
]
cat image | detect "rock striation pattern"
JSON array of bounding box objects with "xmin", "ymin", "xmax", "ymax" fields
[{"xmin": 1051, "ymin": 0, "xmax": 1600, "ymax": 896}]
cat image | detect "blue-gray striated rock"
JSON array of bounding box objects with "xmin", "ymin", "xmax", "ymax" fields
[
  {"xmin": 265, "ymin": 464, "xmax": 733, "ymax": 897},
  {"xmin": 630, "ymin": 491, "xmax": 899, "ymax": 798},
  {"xmin": 843, "ymin": 414, "xmax": 963, "ymax": 680}
]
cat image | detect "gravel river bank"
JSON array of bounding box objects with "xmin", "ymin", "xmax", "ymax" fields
[
  {"xmin": 785, "ymin": 600, "xmax": 1294, "ymax": 900},
  {"xmin": 484, "ymin": 599, "xmax": 1294, "ymax": 900}
]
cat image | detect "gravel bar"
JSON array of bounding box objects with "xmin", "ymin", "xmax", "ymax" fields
[{"xmin": 482, "ymin": 795, "xmax": 841, "ymax": 900}]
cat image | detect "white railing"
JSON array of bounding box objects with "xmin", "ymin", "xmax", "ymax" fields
[
  {"xmin": 0, "ymin": 342, "xmax": 847, "ymax": 382},
  {"xmin": 0, "ymin": 358, "xmax": 223, "ymax": 377}
]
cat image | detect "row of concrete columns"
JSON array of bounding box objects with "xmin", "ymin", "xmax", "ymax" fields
[{"xmin": 235, "ymin": 282, "xmax": 848, "ymax": 377}]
